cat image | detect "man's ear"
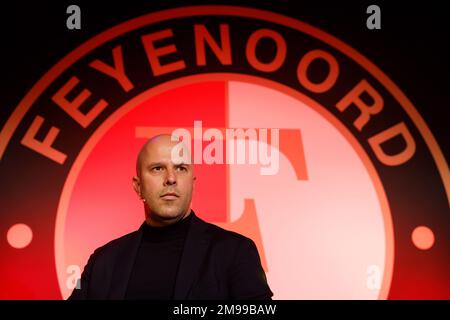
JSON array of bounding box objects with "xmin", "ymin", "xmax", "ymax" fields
[{"xmin": 132, "ymin": 176, "xmax": 141, "ymax": 197}]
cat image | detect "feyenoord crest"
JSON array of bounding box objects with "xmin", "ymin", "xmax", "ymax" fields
[{"xmin": 0, "ymin": 6, "xmax": 448, "ymax": 299}]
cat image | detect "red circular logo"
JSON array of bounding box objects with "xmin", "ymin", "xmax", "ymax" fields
[{"xmin": 1, "ymin": 6, "xmax": 448, "ymax": 299}]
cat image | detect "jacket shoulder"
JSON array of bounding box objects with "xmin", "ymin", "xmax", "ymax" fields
[{"xmin": 200, "ymin": 219, "xmax": 256, "ymax": 248}]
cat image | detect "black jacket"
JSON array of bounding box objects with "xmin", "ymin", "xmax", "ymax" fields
[{"xmin": 68, "ymin": 212, "xmax": 273, "ymax": 300}]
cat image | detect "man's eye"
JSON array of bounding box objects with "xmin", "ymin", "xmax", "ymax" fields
[
  {"xmin": 177, "ymin": 166, "xmax": 187, "ymax": 171},
  {"xmin": 152, "ymin": 167, "xmax": 162, "ymax": 171}
]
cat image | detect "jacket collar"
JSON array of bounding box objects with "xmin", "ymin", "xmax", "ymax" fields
[
  {"xmin": 173, "ymin": 212, "xmax": 211, "ymax": 299},
  {"xmin": 107, "ymin": 210, "xmax": 212, "ymax": 299}
]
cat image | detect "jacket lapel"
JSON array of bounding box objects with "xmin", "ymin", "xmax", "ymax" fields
[
  {"xmin": 107, "ymin": 224, "xmax": 144, "ymax": 299},
  {"xmin": 173, "ymin": 213, "xmax": 212, "ymax": 299}
]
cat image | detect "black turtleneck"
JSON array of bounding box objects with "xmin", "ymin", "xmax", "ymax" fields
[{"xmin": 125, "ymin": 213, "xmax": 193, "ymax": 300}]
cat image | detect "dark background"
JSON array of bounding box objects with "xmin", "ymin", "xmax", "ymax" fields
[{"xmin": 1, "ymin": 0, "xmax": 448, "ymax": 161}]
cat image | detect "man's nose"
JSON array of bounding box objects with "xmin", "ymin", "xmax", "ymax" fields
[{"xmin": 164, "ymin": 168, "xmax": 177, "ymax": 185}]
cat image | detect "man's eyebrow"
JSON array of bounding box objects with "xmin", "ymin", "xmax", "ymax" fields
[
  {"xmin": 147, "ymin": 162, "xmax": 165, "ymax": 167},
  {"xmin": 147, "ymin": 162, "xmax": 190, "ymax": 167}
]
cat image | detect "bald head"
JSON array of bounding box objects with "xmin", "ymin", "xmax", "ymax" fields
[
  {"xmin": 136, "ymin": 134, "xmax": 173, "ymax": 176},
  {"xmin": 135, "ymin": 134, "xmax": 192, "ymax": 177}
]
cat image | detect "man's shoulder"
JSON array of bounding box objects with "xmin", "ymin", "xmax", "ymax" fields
[
  {"xmin": 197, "ymin": 216, "xmax": 256, "ymax": 248},
  {"xmin": 197, "ymin": 217, "xmax": 263, "ymax": 268}
]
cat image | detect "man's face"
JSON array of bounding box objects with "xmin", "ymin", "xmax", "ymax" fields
[{"xmin": 133, "ymin": 136, "xmax": 195, "ymax": 226}]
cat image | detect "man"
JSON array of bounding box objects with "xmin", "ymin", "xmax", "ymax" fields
[{"xmin": 68, "ymin": 134, "xmax": 272, "ymax": 300}]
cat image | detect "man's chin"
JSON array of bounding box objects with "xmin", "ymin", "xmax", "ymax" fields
[
  {"xmin": 155, "ymin": 208, "xmax": 186, "ymax": 221},
  {"xmin": 160, "ymin": 211, "xmax": 181, "ymax": 220}
]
